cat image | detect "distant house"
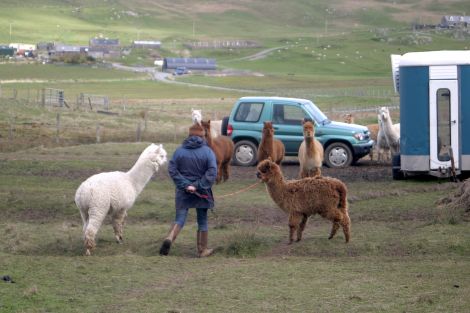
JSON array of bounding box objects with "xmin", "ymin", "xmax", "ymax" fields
[
  {"xmin": 162, "ymin": 57, "xmax": 217, "ymax": 71},
  {"xmin": 88, "ymin": 38, "xmax": 121, "ymax": 58},
  {"xmin": 132, "ymin": 40, "xmax": 161, "ymax": 49},
  {"xmin": 441, "ymin": 16, "xmax": 470, "ymax": 28},
  {"xmin": 89, "ymin": 38, "xmax": 120, "ymax": 50},
  {"xmin": 50, "ymin": 43, "xmax": 87, "ymax": 56},
  {"xmin": 36, "ymin": 42, "xmax": 54, "ymax": 51}
]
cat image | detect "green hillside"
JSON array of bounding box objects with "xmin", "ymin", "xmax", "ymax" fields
[{"xmin": 0, "ymin": 0, "xmax": 467, "ymax": 44}]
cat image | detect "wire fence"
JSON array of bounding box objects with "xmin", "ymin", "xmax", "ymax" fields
[{"xmin": 0, "ymin": 84, "xmax": 400, "ymax": 152}]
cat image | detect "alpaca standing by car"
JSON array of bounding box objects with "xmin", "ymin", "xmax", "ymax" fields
[
  {"xmin": 257, "ymin": 159, "xmax": 351, "ymax": 244},
  {"xmin": 378, "ymin": 106, "xmax": 400, "ymax": 156},
  {"xmin": 75, "ymin": 144, "xmax": 167, "ymax": 256},
  {"xmin": 258, "ymin": 121, "xmax": 285, "ymax": 165},
  {"xmin": 201, "ymin": 120, "xmax": 234, "ymax": 183},
  {"xmin": 298, "ymin": 120, "xmax": 324, "ymax": 178}
]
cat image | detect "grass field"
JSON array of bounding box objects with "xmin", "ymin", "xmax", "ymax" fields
[
  {"xmin": 0, "ymin": 143, "xmax": 469, "ymax": 312},
  {"xmin": 1, "ymin": 0, "xmax": 470, "ymax": 311}
]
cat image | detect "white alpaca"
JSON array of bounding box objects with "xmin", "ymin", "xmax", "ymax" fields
[
  {"xmin": 191, "ymin": 108, "xmax": 221, "ymax": 138},
  {"xmin": 75, "ymin": 144, "xmax": 167, "ymax": 256},
  {"xmin": 378, "ymin": 107, "xmax": 400, "ymax": 157},
  {"xmin": 191, "ymin": 108, "xmax": 202, "ymax": 125}
]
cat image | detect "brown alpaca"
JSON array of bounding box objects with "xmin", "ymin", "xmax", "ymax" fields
[
  {"xmin": 201, "ymin": 120, "xmax": 234, "ymax": 183},
  {"xmin": 257, "ymin": 159, "xmax": 351, "ymax": 244},
  {"xmin": 343, "ymin": 113, "xmax": 355, "ymax": 124},
  {"xmin": 366, "ymin": 123, "xmax": 389, "ymax": 161},
  {"xmin": 258, "ymin": 121, "xmax": 285, "ymax": 165},
  {"xmin": 298, "ymin": 121, "xmax": 324, "ymax": 178}
]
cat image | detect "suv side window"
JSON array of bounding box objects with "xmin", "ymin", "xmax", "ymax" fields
[
  {"xmin": 272, "ymin": 104, "xmax": 308, "ymax": 125},
  {"xmin": 234, "ymin": 102, "xmax": 263, "ymax": 122}
]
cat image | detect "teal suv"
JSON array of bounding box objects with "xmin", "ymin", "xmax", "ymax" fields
[{"xmin": 224, "ymin": 97, "xmax": 373, "ymax": 167}]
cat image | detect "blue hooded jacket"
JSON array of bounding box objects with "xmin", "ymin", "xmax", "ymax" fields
[{"xmin": 168, "ymin": 136, "xmax": 217, "ymax": 209}]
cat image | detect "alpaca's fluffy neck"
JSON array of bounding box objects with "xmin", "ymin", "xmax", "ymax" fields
[
  {"xmin": 305, "ymin": 136, "xmax": 314, "ymax": 158},
  {"xmin": 261, "ymin": 132, "xmax": 273, "ymax": 147},
  {"xmin": 126, "ymin": 155, "xmax": 155, "ymax": 195},
  {"xmin": 264, "ymin": 172, "xmax": 290, "ymax": 214},
  {"xmin": 205, "ymin": 130, "xmax": 214, "ymax": 147},
  {"xmin": 382, "ymin": 113, "xmax": 399, "ymax": 142}
]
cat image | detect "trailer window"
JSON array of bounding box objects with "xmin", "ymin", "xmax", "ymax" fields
[{"xmin": 436, "ymin": 88, "xmax": 451, "ymax": 162}]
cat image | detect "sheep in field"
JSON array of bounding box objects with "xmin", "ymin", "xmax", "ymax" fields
[
  {"xmin": 75, "ymin": 144, "xmax": 167, "ymax": 256},
  {"xmin": 378, "ymin": 106, "xmax": 400, "ymax": 157},
  {"xmin": 258, "ymin": 121, "xmax": 285, "ymax": 165},
  {"xmin": 257, "ymin": 159, "xmax": 351, "ymax": 244},
  {"xmin": 298, "ymin": 120, "xmax": 324, "ymax": 178}
]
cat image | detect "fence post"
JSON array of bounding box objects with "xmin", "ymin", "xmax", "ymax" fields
[
  {"xmin": 8, "ymin": 116, "xmax": 15, "ymax": 141},
  {"xmin": 136, "ymin": 122, "xmax": 142, "ymax": 142},
  {"xmin": 41, "ymin": 88, "xmax": 46, "ymax": 106},
  {"xmin": 55, "ymin": 113, "xmax": 61, "ymax": 144},
  {"xmin": 143, "ymin": 111, "xmax": 148, "ymax": 132},
  {"xmin": 96, "ymin": 123, "xmax": 101, "ymax": 143}
]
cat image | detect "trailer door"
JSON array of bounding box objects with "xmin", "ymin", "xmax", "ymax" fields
[{"xmin": 429, "ymin": 79, "xmax": 459, "ymax": 171}]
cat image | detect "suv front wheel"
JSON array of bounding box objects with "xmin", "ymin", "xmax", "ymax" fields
[
  {"xmin": 233, "ymin": 140, "xmax": 258, "ymax": 166},
  {"xmin": 324, "ymin": 142, "xmax": 353, "ymax": 168}
]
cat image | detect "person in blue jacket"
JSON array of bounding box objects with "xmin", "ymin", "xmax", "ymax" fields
[{"xmin": 159, "ymin": 123, "xmax": 218, "ymax": 257}]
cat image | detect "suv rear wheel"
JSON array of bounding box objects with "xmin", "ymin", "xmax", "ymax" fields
[
  {"xmin": 233, "ymin": 140, "xmax": 258, "ymax": 166},
  {"xmin": 324, "ymin": 142, "xmax": 353, "ymax": 168}
]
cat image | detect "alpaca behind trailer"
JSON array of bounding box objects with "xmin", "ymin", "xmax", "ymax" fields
[{"xmin": 391, "ymin": 50, "xmax": 470, "ymax": 178}]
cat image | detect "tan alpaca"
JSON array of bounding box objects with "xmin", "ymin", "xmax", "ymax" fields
[
  {"xmin": 366, "ymin": 123, "xmax": 385, "ymax": 161},
  {"xmin": 298, "ymin": 121, "xmax": 324, "ymax": 178},
  {"xmin": 257, "ymin": 159, "xmax": 351, "ymax": 244},
  {"xmin": 258, "ymin": 121, "xmax": 285, "ymax": 165},
  {"xmin": 201, "ymin": 120, "xmax": 234, "ymax": 183},
  {"xmin": 343, "ymin": 113, "xmax": 355, "ymax": 124}
]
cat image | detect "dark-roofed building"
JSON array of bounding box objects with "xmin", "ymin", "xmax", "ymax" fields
[
  {"xmin": 88, "ymin": 38, "xmax": 121, "ymax": 59},
  {"xmin": 50, "ymin": 43, "xmax": 88, "ymax": 56},
  {"xmin": 441, "ymin": 15, "xmax": 470, "ymax": 28},
  {"xmin": 89, "ymin": 38, "xmax": 120, "ymax": 50},
  {"xmin": 162, "ymin": 57, "xmax": 216, "ymax": 71}
]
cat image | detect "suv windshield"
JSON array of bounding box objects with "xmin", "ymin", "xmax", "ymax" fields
[{"xmin": 303, "ymin": 101, "xmax": 330, "ymax": 125}]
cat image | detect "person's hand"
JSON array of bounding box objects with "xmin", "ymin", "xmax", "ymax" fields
[{"xmin": 186, "ymin": 185, "xmax": 196, "ymax": 193}]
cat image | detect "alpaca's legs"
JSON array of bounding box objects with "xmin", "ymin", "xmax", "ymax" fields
[
  {"xmin": 296, "ymin": 214, "xmax": 309, "ymax": 242},
  {"xmin": 328, "ymin": 222, "xmax": 340, "ymax": 240},
  {"xmin": 340, "ymin": 213, "xmax": 351, "ymax": 243},
  {"xmin": 216, "ymin": 163, "xmax": 223, "ymax": 184},
  {"xmin": 313, "ymin": 167, "xmax": 321, "ymax": 177},
  {"xmin": 79, "ymin": 209, "xmax": 89, "ymax": 237},
  {"xmin": 288, "ymin": 213, "xmax": 302, "ymax": 244},
  {"xmin": 84, "ymin": 206, "xmax": 108, "ymax": 256},
  {"xmin": 222, "ymin": 161, "xmax": 230, "ymax": 182},
  {"xmin": 112, "ymin": 210, "xmax": 127, "ymax": 243},
  {"xmin": 325, "ymin": 209, "xmax": 350, "ymax": 242}
]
